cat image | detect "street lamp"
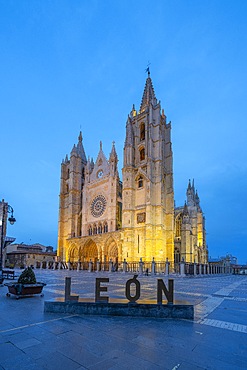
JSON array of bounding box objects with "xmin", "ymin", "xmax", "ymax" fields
[{"xmin": 0, "ymin": 201, "xmax": 16, "ymax": 275}]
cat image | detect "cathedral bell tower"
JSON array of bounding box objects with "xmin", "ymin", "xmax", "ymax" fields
[
  {"xmin": 57, "ymin": 132, "xmax": 87, "ymax": 261},
  {"xmin": 122, "ymin": 72, "xmax": 174, "ymax": 262}
]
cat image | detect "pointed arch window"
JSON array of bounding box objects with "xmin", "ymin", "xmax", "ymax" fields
[
  {"xmin": 103, "ymin": 222, "xmax": 108, "ymax": 233},
  {"xmin": 98, "ymin": 223, "xmax": 102, "ymax": 234},
  {"xmin": 175, "ymin": 215, "xmax": 182, "ymax": 237},
  {"xmin": 93, "ymin": 224, "xmax": 97, "ymax": 235},
  {"xmin": 140, "ymin": 148, "xmax": 145, "ymax": 161},
  {"xmin": 138, "ymin": 176, "xmax": 143, "ymax": 188},
  {"xmin": 140, "ymin": 123, "xmax": 145, "ymax": 141},
  {"xmin": 78, "ymin": 215, "xmax": 82, "ymax": 237},
  {"xmin": 174, "ymin": 248, "xmax": 181, "ymax": 263},
  {"xmin": 88, "ymin": 225, "xmax": 92, "ymax": 236}
]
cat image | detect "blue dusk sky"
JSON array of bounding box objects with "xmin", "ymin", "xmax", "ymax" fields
[{"xmin": 1, "ymin": 1, "xmax": 247, "ymax": 263}]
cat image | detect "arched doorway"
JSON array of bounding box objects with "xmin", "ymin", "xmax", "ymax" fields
[
  {"xmin": 79, "ymin": 240, "xmax": 99, "ymax": 265},
  {"xmin": 108, "ymin": 244, "xmax": 118, "ymax": 263},
  {"xmin": 69, "ymin": 245, "xmax": 79, "ymax": 262},
  {"xmin": 104, "ymin": 237, "xmax": 118, "ymax": 267}
]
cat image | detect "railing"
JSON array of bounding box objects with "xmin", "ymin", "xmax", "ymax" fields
[{"xmin": 42, "ymin": 259, "xmax": 233, "ymax": 276}]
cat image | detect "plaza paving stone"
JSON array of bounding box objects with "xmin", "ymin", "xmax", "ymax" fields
[{"xmin": 0, "ymin": 270, "xmax": 247, "ymax": 369}]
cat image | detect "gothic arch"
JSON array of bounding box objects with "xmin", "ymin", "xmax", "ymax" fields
[
  {"xmin": 68, "ymin": 244, "xmax": 79, "ymax": 262},
  {"xmin": 104, "ymin": 236, "xmax": 118, "ymax": 263},
  {"xmin": 79, "ymin": 239, "xmax": 100, "ymax": 264},
  {"xmin": 175, "ymin": 213, "xmax": 182, "ymax": 238},
  {"xmin": 137, "ymin": 176, "xmax": 143, "ymax": 188},
  {"xmin": 140, "ymin": 122, "xmax": 145, "ymax": 141},
  {"xmin": 174, "ymin": 247, "xmax": 181, "ymax": 264},
  {"xmin": 139, "ymin": 147, "xmax": 145, "ymax": 161}
]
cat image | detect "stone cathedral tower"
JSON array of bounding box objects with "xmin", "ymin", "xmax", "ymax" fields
[
  {"xmin": 122, "ymin": 71, "xmax": 174, "ymax": 262},
  {"xmin": 57, "ymin": 72, "xmax": 208, "ymax": 265}
]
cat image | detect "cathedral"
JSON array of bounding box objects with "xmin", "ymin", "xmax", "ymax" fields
[{"xmin": 57, "ymin": 72, "xmax": 208, "ymax": 267}]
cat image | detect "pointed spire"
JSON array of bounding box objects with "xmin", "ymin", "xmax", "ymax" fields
[
  {"xmin": 124, "ymin": 116, "xmax": 134, "ymax": 147},
  {"xmin": 192, "ymin": 179, "xmax": 195, "ymax": 192},
  {"xmin": 70, "ymin": 144, "xmax": 78, "ymax": 156},
  {"xmin": 130, "ymin": 104, "xmax": 137, "ymax": 118},
  {"xmin": 187, "ymin": 179, "xmax": 191, "ymax": 191},
  {"xmin": 100, "ymin": 141, "xmax": 102, "ymax": 151},
  {"xmin": 110, "ymin": 141, "xmax": 118, "ymax": 161},
  {"xmin": 140, "ymin": 74, "xmax": 157, "ymax": 112},
  {"xmin": 86, "ymin": 156, "xmax": 91, "ymax": 173},
  {"xmin": 78, "ymin": 131, "xmax": 82, "ymax": 142},
  {"xmin": 183, "ymin": 201, "xmax": 189, "ymax": 215},
  {"xmin": 77, "ymin": 131, "xmax": 87, "ymax": 163},
  {"xmin": 182, "ymin": 201, "xmax": 190, "ymax": 224},
  {"xmin": 195, "ymin": 190, "xmax": 200, "ymax": 206}
]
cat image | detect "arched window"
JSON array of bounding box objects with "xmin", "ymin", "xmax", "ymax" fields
[
  {"xmin": 140, "ymin": 123, "xmax": 145, "ymax": 141},
  {"xmin": 174, "ymin": 248, "xmax": 181, "ymax": 263},
  {"xmin": 88, "ymin": 225, "xmax": 92, "ymax": 236},
  {"xmin": 93, "ymin": 224, "xmax": 97, "ymax": 234},
  {"xmin": 67, "ymin": 169, "xmax": 70, "ymax": 179},
  {"xmin": 98, "ymin": 223, "xmax": 102, "ymax": 234},
  {"xmin": 78, "ymin": 215, "xmax": 82, "ymax": 237},
  {"xmin": 138, "ymin": 176, "xmax": 143, "ymax": 188},
  {"xmin": 175, "ymin": 215, "xmax": 182, "ymax": 237},
  {"xmin": 140, "ymin": 148, "xmax": 145, "ymax": 161},
  {"xmin": 103, "ymin": 222, "xmax": 108, "ymax": 233}
]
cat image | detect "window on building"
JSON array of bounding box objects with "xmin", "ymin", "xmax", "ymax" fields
[
  {"xmin": 138, "ymin": 176, "xmax": 143, "ymax": 188},
  {"xmin": 140, "ymin": 123, "xmax": 145, "ymax": 141},
  {"xmin": 98, "ymin": 223, "xmax": 102, "ymax": 234},
  {"xmin": 140, "ymin": 148, "xmax": 145, "ymax": 161},
  {"xmin": 78, "ymin": 215, "xmax": 82, "ymax": 237},
  {"xmin": 174, "ymin": 249, "xmax": 181, "ymax": 264},
  {"xmin": 103, "ymin": 222, "xmax": 108, "ymax": 233},
  {"xmin": 93, "ymin": 224, "xmax": 97, "ymax": 234},
  {"xmin": 88, "ymin": 225, "xmax": 92, "ymax": 236},
  {"xmin": 175, "ymin": 215, "xmax": 182, "ymax": 237}
]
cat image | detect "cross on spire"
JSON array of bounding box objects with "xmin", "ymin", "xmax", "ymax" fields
[{"xmin": 145, "ymin": 61, "xmax": 151, "ymax": 76}]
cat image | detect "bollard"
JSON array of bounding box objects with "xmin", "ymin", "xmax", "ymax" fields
[
  {"xmin": 194, "ymin": 262, "xmax": 197, "ymax": 276},
  {"xmin": 180, "ymin": 258, "xmax": 185, "ymax": 277},
  {"xmin": 139, "ymin": 258, "xmax": 144, "ymax": 274},
  {"xmin": 97, "ymin": 260, "xmax": 100, "ymax": 272},
  {"xmin": 165, "ymin": 258, "xmax": 170, "ymax": 275},
  {"xmin": 109, "ymin": 259, "xmax": 113, "ymax": 272},
  {"xmin": 123, "ymin": 259, "xmax": 127, "ymax": 273},
  {"xmin": 151, "ymin": 257, "xmax": 156, "ymax": 275}
]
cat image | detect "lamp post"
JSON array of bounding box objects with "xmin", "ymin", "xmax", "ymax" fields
[{"xmin": 0, "ymin": 200, "xmax": 16, "ymax": 275}]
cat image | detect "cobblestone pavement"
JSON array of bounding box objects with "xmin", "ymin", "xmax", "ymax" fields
[{"xmin": 0, "ymin": 270, "xmax": 247, "ymax": 369}]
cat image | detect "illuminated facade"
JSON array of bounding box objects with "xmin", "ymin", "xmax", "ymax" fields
[{"xmin": 57, "ymin": 73, "xmax": 208, "ymax": 265}]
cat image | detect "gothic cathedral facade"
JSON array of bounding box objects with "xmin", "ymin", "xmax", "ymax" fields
[{"xmin": 57, "ymin": 73, "xmax": 208, "ymax": 266}]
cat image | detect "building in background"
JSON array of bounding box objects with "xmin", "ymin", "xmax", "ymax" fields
[
  {"xmin": 6, "ymin": 243, "xmax": 56, "ymax": 268},
  {"xmin": 57, "ymin": 73, "xmax": 208, "ymax": 265}
]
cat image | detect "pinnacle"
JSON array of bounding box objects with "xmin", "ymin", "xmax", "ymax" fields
[{"xmin": 140, "ymin": 75, "xmax": 157, "ymax": 112}]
